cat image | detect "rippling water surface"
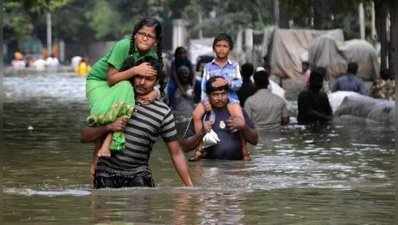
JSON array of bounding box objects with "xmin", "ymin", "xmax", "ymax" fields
[{"xmin": 3, "ymin": 73, "xmax": 395, "ymax": 225}]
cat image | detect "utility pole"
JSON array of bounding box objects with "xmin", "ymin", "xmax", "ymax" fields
[
  {"xmin": 46, "ymin": 12, "xmax": 52, "ymax": 55},
  {"xmin": 273, "ymin": 0, "xmax": 280, "ymax": 27},
  {"xmin": 359, "ymin": 2, "xmax": 365, "ymax": 39},
  {"xmin": 371, "ymin": 1, "xmax": 377, "ymax": 42},
  {"xmin": 198, "ymin": 12, "xmax": 203, "ymax": 39}
]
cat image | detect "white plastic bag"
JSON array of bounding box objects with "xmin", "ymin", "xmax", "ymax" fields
[{"xmin": 202, "ymin": 129, "xmax": 220, "ymax": 149}]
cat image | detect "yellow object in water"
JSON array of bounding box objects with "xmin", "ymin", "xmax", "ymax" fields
[{"xmin": 75, "ymin": 62, "xmax": 91, "ymax": 76}]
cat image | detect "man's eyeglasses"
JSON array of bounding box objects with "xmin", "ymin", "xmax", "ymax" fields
[{"xmin": 136, "ymin": 31, "xmax": 156, "ymax": 40}]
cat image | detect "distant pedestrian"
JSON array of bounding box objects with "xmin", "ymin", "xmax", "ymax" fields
[
  {"xmin": 370, "ymin": 69, "xmax": 395, "ymax": 100},
  {"xmin": 11, "ymin": 51, "xmax": 26, "ymax": 69},
  {"xmin": 46, "ymin": 53, "xmax": 60, "ymax": 68},
  {"xmin": 245, "ymin": 70, "xmax": 289, "ymax": 131},
  {"xmin": 237, "ymin": 62, "xmax": 256, "ymax": 106},
  {"xmin": 167, "ymin": 47, "xmax": 194, "ymax": 109},
  {"xmin": 332, "ymin": 62, "xmax": 367, "ymax": 95},
  {"xmin": 173, "ymin": 66, "xmax": 195, "ymax": 113},
  {"xmin": 297, "ymin": 69, "xmax": 333, "ymax": 124},
  {"xmin": 75, "ymin": 58, "xmax": 91, "ymax": 77}
]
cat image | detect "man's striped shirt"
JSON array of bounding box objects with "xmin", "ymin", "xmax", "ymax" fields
[{"xmin": 95, "ymin": 100, "xmax": 178, "ymax": 177}]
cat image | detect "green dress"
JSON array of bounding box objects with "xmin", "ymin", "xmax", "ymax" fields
[{"xmin": 86, "ymin": 38, "xmax": 158, "ymax": 151}]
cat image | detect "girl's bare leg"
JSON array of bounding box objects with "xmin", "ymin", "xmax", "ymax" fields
[{"xmin": 97, "ymin": 133, "xmax": 112, "ymax": 157}]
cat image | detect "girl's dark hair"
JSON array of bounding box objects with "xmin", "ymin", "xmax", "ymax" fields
[
  {"xmin": 212, "ymin": 33, "xmax": 234, "ymax": 50},
  {"xmin": 128, "ymin": 17, "xmax": 163, "ymax": 69}
]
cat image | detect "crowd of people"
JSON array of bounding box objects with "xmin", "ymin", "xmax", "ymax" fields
[
  {"xmin": 78, "ymin": 17, "xmax": 394, "ymax": 189},
  {"xmin": 10, "ymin": 51, "xmax": 60, "ymax": 71},
  {"xmin": 9, "ymin": 50, "xmax": 92, "ymax": 77}
]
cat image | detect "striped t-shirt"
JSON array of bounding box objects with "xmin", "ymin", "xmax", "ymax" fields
[{"xmin": 95, "ymin": 100, "xmax": 178, "ymax": 177}]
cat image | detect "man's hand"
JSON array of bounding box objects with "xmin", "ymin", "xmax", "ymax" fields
[
  {"xmin": 106, "ymin": 117, "xmax": 128, "ymax": 132},
  {"xmin": 226, "ymin": 116, "xmax": 246, "ymax": 131},
  {"xmin": 201, "ymin": 121, "xmax": 212, "ymax": 134}
]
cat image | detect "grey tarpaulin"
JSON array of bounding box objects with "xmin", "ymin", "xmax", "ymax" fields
[
  {"xmin": 333, "ymin": 92, "xmax": 394, "ymax": 123},
  {"xmin": 270, "ymin": 29, "xmax": 344, "ymax": 79},
  {"xmin": 310, "ymin": 38, "xmax": 379, "ymax": 81}
]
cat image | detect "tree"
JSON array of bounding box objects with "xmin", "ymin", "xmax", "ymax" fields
[{"xmin": 4, "ymin": 0, "xmax": 73, "ymax": 48}]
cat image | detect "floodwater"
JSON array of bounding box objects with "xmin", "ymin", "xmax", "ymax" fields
[{"xmin": 3, "ymin": 73, "xmax": 395, "ymax": 225}]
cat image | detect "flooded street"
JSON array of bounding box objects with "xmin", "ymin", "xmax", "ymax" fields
[{"xmin": 3, "ymin": 73, "xmax": 395, "ymax": 225}]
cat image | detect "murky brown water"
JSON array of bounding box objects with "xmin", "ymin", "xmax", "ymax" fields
[{"xmin": 2, "ymin": 74, "xmax": 395, "ymax": 224}]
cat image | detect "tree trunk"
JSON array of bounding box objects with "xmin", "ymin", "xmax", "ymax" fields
[
  {"xmin": 312, "ymin": 0, "xmax": 331, "ymax": 29},
  {"xmin": 279, "ymin": 1, "xmax": 290, "ymax": 28},
  {"xmin": 359, "ymin": 2, "xmax": 366, "ymax": 39},
  {"xmin": 375, "ymin": 0, "xmax": 388, "ymax": 72},
  {"xmin": 273, "ymin": 0, "xmax": 280, "ymax": 27},
  {"xmin": 389, "ymin": 0, "xmax": 398, "ymax": 77}
]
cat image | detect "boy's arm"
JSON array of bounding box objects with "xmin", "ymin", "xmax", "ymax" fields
[{"xmin": 166, "ymin": 141, "xmax": 193, "ymax": 186}]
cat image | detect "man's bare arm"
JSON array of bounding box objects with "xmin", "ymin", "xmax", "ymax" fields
[
  {"xmin": 80, "ymin": 117, "xmax": 128, "ymax": 143},
  {"xmin": 166, "ymin": 140, "xmax": 193, "ymax": 186},
  {"xmin": 227, "ymin": 116, "xmax": 258, "ymax": 145},
  {"xmin": 179, "ymin": 121, "xmax": 212, "ymax": 152}
]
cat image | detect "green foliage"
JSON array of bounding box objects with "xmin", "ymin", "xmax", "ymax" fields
[
  {"xmin": 3, "ymin": 0, "xmax": 385, "ymax": 48},
  {"xmin": 4, "ymin": 0, "xmax": 72, "ymax": 42},
  {"xmin": 85, "ymin": 0, "xmax": 122, "ymax": 40},
  {"xmin": 4, "ymin": 2, "xmax": 33, "ymax": 40}
]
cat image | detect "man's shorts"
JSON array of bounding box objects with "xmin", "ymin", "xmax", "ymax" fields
[{"xmin": 94, "ymin": 171, "xmax": 155, "ymax": 189}]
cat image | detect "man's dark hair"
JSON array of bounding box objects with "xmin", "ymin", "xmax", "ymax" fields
[
  {"xmin": 205, "ymin": 76, "xmax": 229, "ymax": 95},
  {"xmin": 347, "ymin": 62, "xmax": 358, "ymax": 75},
  {"xmin": 309, "ymin": 69, "xmax": 324, "ymax": 91},
  {"xmin": 253, "ymin": 70, "xmax": 270, "ymax": 89},
  {"xmin": 213, "ymin": 33, "xmax": 234, "ymax": 50},
  {"xmin": 241, "ymin": 63, "xmax": 254, "ymax": 79}
]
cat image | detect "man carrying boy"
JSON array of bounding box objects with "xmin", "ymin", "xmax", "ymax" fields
[
  {"xmin": 182, "ymin": 76, "xmax": 258, "ymax": 160},
  {"xmin": 191, "ymin": 33, "xmax": 249, "ymax": 160}
]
